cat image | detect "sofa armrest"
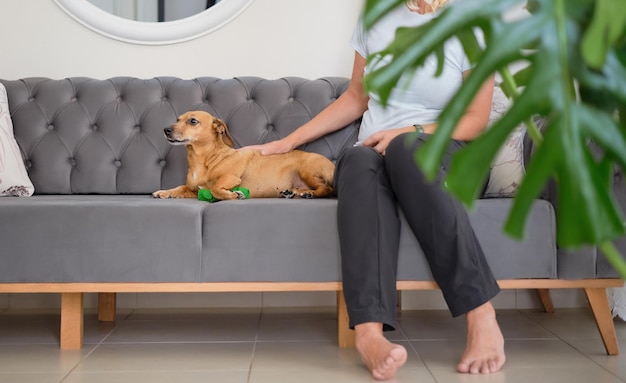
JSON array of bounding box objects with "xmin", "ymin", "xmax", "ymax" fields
[
  {"xmin": 525, "ymin": 117, "xmax": 626, "ymax": 277},
  {"xmin": 596, "ymin": 166, "xmax": 626, "ymax": 277}
]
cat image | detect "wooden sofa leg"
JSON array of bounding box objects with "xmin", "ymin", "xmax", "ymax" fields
[
  {"xmin": 537, "ymin": 289, "xmax": 555, "ymax": 313},
  {"xmin": 584, "ymin": 287, "xmax": 619, "ymax": 355},
  {"xmin": 60, "ymin": 292, "xmax": 84, "ymax": 350},
  {"xmin": 98, "ymin": 293, "xmax": 117, "ymax": 322},
  {"xmin": 337, "ymin": 291, "xmax": 355, "ymax": 347}
]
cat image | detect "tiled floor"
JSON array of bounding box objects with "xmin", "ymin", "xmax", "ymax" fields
[{"xmin": 1, "ymin": 306, "xmax": 626, "ymax": 382}]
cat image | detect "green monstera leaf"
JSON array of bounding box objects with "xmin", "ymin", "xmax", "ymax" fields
[{"xmin": 363, "ymin": 0, "xmax": 626, "ymax": 276}]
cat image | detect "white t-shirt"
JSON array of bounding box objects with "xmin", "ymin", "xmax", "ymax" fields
[{"xmin": 351, "ymin": 6, "xmax": 474, "ymax": 143}]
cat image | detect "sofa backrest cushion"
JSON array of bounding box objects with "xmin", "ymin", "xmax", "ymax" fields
[{"xmin": 0, "ymin": 77, "xmax": 359, "ymax": 195}]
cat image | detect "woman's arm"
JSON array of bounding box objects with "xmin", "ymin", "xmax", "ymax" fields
[
  {"xmin": 448, "ymin": 71, "xmax": 494, "ymax": 141},
  {"xmin": 243, "ymin": 52, "xmax": 370, "ymax": 155}
]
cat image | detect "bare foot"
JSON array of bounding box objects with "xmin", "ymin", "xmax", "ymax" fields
[
  {"xmin": 457, "ymin": 302, "xmax": 506, "ymax": 374},
  {"xmin": 355, "ymin": 322, "xmax": 407, "ymax": 380}
]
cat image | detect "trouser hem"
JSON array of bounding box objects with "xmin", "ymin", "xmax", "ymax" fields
[{"xmin": 347, "ymin": 308, "xmax": 397, "ymax": 332}]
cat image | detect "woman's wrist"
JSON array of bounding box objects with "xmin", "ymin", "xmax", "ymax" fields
[
  {"xmin": 282, "ymin": 135, "xmax": 300, "ymax": 151},
  {"xmin": 414, "ymin": 123, "xmax": 435, "ymax": 134}
]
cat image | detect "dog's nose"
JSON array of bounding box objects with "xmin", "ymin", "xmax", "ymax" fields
[{"xmin": 164, "ymin": 127, "xmax": 172, "ymax": 136}]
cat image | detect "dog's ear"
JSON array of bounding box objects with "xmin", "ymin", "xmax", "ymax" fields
[{"xmin": 213, "ymin": 118, "xmax": 234, "ymax": 147}]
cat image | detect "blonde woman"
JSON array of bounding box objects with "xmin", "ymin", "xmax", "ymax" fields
[{"xmin": 246, "ymin": 0, "xmax": 505, "ymax": 379}]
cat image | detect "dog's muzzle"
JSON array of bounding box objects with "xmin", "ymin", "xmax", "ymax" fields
[{"xmin": 163, "ymin": 127, "xmax": 189, "ymax": 144}]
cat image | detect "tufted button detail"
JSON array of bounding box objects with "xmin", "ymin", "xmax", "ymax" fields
[
  {"xmin": 69, "ymin": 158, "xmax": 77, "ymax": 167},
  {"xmin": 91, "ymin": 125, "xmax": 98, "ymax": 131},
  {"xmin": 71, "ymin": 97, "xmax": 77, "ymax": 102},
  {"xmin": 134, "ymin": 125, "xmax": 141, "ymax": 132},
  {"xmin": 114, "ymin": 160, "xmax": 122, "ymax": 167},
  {"xmin": 47, "ymin": 124, "xmax": 54, "ymax": 130},
  {"xmin": 288, "ymin": 97, "xmax": 294, "ymax": 102},
  {"xmin": 28, "ymin": 97, "xmax": 35, "ymax": 102},
  {"xmin": 25, "ymin": 160, "xmax": 32, "ymax": 168},
  {"xmin": 159, "ymin": 159, "xmax": 167, "ymax": 167},
  {"xmin": 267, "ymin": 124, "xmax": 274, "ymax": 130}
]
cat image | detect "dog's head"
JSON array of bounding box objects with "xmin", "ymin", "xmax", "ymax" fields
[{"xmin": 163, "ymin": 111, "xmax": 234, "ymax": 148}]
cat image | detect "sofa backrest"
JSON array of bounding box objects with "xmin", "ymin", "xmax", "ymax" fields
[{"xmin": 0, "ymin": 77, "xmax": 359, "ymax": 195}]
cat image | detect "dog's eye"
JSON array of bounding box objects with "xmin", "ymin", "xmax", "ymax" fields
[{"xmin": 189, "ymin": 118, "xmax": 198, "ymax": 125}]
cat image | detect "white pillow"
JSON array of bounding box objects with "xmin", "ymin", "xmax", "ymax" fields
[
  {"xmin": 0, "ymin": 83, "xmax": 34, "ymax": 196},
  {"xmin": 483, "ymin": 85, "xmax": 526, "ymax": 198}
]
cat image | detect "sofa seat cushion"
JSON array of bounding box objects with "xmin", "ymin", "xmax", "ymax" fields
[
  {"xmin": 201, "ymin": 198, "xmax": 556, "ymax": 283},
  {"xmin": 398, "ymin": 198, "xmax": 557, "ymax": 280},
  {"xmin": 201, "ymin": 198, "xmax": 342, "ymax": 282},
  {"xmin": 0, "ymin": 196, "xmax": 206, "ymax": 282}
]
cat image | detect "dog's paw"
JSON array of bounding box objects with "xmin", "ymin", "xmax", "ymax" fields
[
  {"xmin": 280, "ymin": 190, "xmax": 295, "ymax": 199},
  {"xmin": 234, "ymin": 190, "xmax": 246, "ymax": 199},
  {"xmin": 152, "ymin": 191, "xmax": 170, "ymax": 199},
  {"xmin": 300, "ymin": 192, "xmax": 313, "ymax": 199}
]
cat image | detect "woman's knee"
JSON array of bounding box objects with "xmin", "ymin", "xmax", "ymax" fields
[
  {"xmin": 334, "ymin": 146, "xmax": 384, "ymax": 195},
  {"xmin": 338, "ymin": 145, "xmax": 382, "ymax": 166},
  {"xmin": 336, "ymin": 146, "xmax": 383, "ymax": 177},
  {"xmin": 385, "ymin": 133, "xmax": 423, "ymax": 170}
]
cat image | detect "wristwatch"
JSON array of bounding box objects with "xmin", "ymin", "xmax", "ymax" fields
[{"xmin": 413, "ymin": 124, "xmax": 424, "ymax": 134}]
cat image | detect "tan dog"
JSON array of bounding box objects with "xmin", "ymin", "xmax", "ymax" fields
[{"xmin": 152, "ymin": 111, "xmax": 335, "ymax": 200}]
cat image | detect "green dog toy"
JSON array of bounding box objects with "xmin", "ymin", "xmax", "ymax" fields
[{"xmin": 198, "ymin": 187, "xmax": 250, "ymax": 202}]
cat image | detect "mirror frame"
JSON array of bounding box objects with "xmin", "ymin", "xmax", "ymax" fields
[{"xmin": 53, "ymin": 0, "xmax": 255, "ymax": 45}]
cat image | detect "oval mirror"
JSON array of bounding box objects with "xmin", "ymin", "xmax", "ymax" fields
[{"xmin": 53, "ymin": 0, "xmax": 255, "ymax": 45}]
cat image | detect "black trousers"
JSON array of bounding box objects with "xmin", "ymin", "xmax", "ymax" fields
[{"xmin": 335, "ymin": 133, "xmax": 500, "ymax": 330}]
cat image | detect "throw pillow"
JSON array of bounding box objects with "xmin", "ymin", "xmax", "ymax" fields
[
  {"xmin": 483, "ymin": 84, "xmax": 526, "ymax": 198},
  {"xmin": 0, "ymin": 83, "xmax": 34, "ymax": 196}
]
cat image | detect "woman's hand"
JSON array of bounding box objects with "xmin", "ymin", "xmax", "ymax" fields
[
  {"xmin": 362, "ymin": 127, "xmax": 415, "ymax": 156},
  {"xmin": 241, "ymin": 139, "xmax": 294, "ymax": 156}
]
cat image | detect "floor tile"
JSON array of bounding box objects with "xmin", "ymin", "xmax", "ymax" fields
[
  {"xmin": 256, "ymin": 314, "xmax": 336, "ymax": 342},
  {"xmin": 564, "ymin": 337, "xmax": 626, "ymax": 381},
  {"xmin": 397, "ymin": 310, "xmax": 467, "ymax": 340},
  {"xmin": 495, "ymin": 310, "xmax": 558, "ymax": 339},
  {"xmin": 252, "ymin": 340, "xmax": 425, "ymax": 372},
  {"xmin": 73, "ymin": 343, "xmax": 254, "ymax": 372},
  {"xmin": 0, "ymin": 307, "xmax": 623, "ymax": 383},
  {"xmin": 0, "ymin": 315, "xmax": 61, "ymax": 344},
  {"xmin": 83, "ymin": 321, "xmax": 118, "ymax": 345},
  {"xmin": 104, "ymin": 316, "xmax": 259, "ymax": 343},
  {"xmin": 411, "ymin": 339, "xmax": 597, "ymax": 371},
  {"xmin": 250, "ymin": 367, "xmax": 436, "ymax": 383},
  {"xmin": 63, "ymin": 370, "xmax": 249, "ymax": 383},
  {"xmin": 0, "ymin": 309, "xmax": 124, "ymax": 346},
  {"xmin": 252, "ymin": 341, "xmax": 362, "ymax": 372},
  {"xmin": 519, "ymin": 308, "xmax": 626, "ymax": 340},
  {"xmin": 429, "ymin": 366, "xmax": 624, "ymax": 383},
  {"xmin": 398, "ymin": 309, "xmax": 556, "ymax": 341},
  {"xmin": 125, "ymin": 307, "xmax": 261, "ymax": 321},
  {"xmin": 0, "ymin": 345, "xmax": 89, "ymax": 373},
  {"xmin": 0, "ymin": 373, "xmax": 66, "ymax": 383}
]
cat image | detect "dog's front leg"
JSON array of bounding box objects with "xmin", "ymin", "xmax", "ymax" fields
[
  {"xmin": 208, "ymin": 175, "xmax": 245, "ymax": 200},
  {"xmin": 152, "ymin": 185, "xmax": 197, "ymax": 199}
]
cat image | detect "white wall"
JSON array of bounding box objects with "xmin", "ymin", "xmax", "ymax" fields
[{"xmin": 0, "ymin": 0, "xmax": 361, "ymax": 80}]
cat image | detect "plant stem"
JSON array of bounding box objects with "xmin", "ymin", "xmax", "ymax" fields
[
  {"xmin": 499, "ymin": 67, "xmax": 543, "ymax": 144},
  {"xmin": 599, "ymin": 241, "xmax": 626, "ymax": 280}
]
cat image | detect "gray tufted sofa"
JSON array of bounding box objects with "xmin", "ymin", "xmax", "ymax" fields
[{"xmin": 0, "ymin": 77, "xmax": 623, "ymax": 353}]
